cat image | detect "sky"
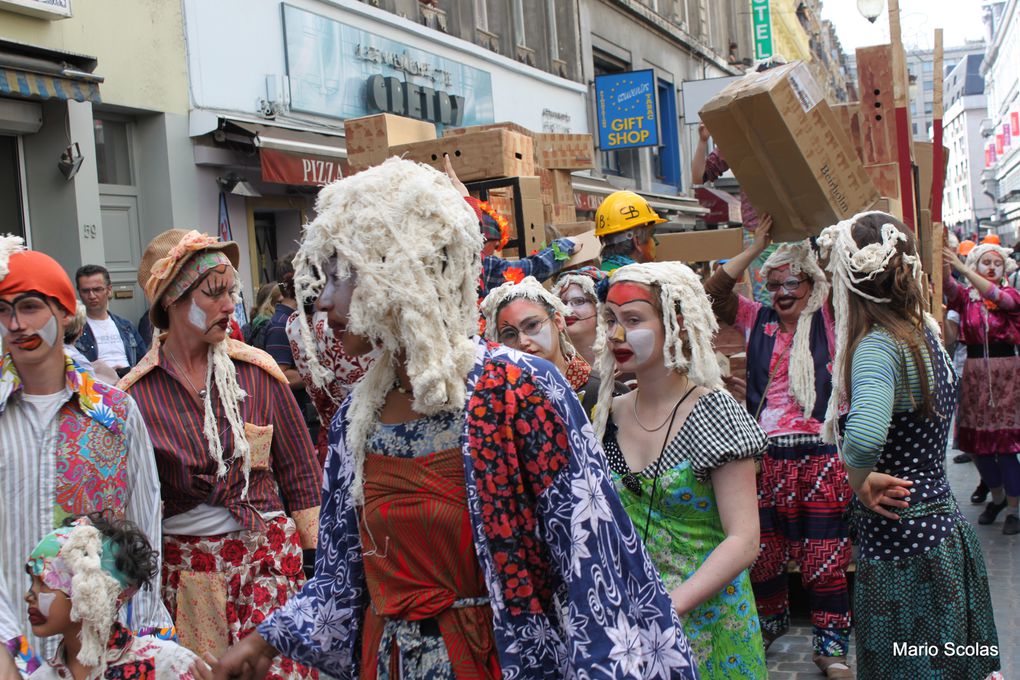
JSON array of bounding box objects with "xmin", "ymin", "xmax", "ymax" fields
[{"xmin": 820, "ymin": 0, "xmax": 988, "ymax": 53}]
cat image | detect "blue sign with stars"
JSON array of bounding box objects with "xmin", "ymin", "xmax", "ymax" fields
[{"xmin": 594, "ymin": 70, "xmax": 659, "ymax": 150}]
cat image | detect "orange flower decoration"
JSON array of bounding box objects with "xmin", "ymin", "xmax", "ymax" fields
[
  {"xmin": 503, "ymin": 267, "xmax": 525, "ymax": 284},
  {"xmin": 478, "ymin": 201, "xmax": 511, "ymax": 251}
]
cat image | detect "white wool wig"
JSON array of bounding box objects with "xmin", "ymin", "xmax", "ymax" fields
[
  {"xmin": 760, "ymin": 240, "xmax": 830, "ymax": 417},
  {"xmin": 592, "ymin": 262, "xmax": 723, "ymax": 439},
  {"xmin": 965, "ymin": 243, "xmax": 1017, "ymax": 301},
  {"xmin": 0, "ymin": 234, "xmax": 25, "ymax": 282},
  {"xmin": 62, "ymin": 523, "xmax": 123, "ymax": 668},
  {"xmin": 816, "ymin": 211, "xmax": 944, "ymax": 443},
  {"xmin": 479, "ymin": 276, "xmax": 576, "ymax": 358},
  {"xmin": 292, "ymin": 158, "xmax": 481, "ymax": 502}
]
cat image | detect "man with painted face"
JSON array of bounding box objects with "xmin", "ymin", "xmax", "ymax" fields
[
  {"xmin": 0, "ymin": 237, "xmax": 172, "ymax": 678},
  {"xmin": 118, "ymin": 230, "xmax": 321, "ymax": 680},
  {"xmin": 703, "ymin": 217, "xmax": 854, "ymax": 679}
]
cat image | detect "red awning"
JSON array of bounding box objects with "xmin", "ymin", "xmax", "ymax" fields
[{"xmin": 260, "ymin": 147, "xmax": 348, "ymax": 186}]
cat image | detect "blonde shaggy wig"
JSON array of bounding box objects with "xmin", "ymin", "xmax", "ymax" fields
[
  {"xmin": 292, "ymin": 158, "xmax": 482, "ymax": 502},
  {"xmin": 479, "ymin": 276, "xmax": 576, "ymax": 358},
  {"xmin": 592, "ymin": 261, "xmax": 723, "ymax": 439},
  {"xmin": 760, "ymin": 240, "xmax": 830, "ymax": 418}
]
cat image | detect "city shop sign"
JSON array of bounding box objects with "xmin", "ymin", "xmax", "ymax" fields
[
  {"xmin": 594, "ymin": 70, "xmax": 659, "ymax": 150},
  {"xmin": 365, "ymin": 74, "xmax": 466, "ymax": 126}
]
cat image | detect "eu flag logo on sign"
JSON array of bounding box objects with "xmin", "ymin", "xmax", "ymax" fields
[{"xmin": 594, "ymin": 69, "xmax": 659, "ymax": 150}]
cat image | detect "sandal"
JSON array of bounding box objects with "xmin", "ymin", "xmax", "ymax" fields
[{"xmin": 813, "ymin": 654, "xmax": 854, "ymax": 679}]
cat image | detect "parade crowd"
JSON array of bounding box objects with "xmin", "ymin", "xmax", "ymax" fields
[{"xmin": 0, "ymin": 150, "xmax": 1015, "ymax": 680}]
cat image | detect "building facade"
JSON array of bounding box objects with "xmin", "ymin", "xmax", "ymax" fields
[
  {"xmin": 981, "ymin": 0, "xmax": 1020, "ymax": 244},
  {"xmin": 0, "ymin": 0, "xmax": 195, "ymax": 324},
  {"xmin": 942, "ymin": 53, "xmax": 994, "ymax": 238}
]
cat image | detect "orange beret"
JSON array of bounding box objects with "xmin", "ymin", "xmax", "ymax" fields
[{"xmin": 0, "ymin": 250, "xmax": 76, "ymax": 315}]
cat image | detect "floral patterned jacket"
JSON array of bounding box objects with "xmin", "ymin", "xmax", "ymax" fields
[{"xmin": 258, "ymin": 338, "xmax": 698, "ymax": 679}]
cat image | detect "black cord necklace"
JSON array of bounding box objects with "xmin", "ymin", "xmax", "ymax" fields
[{"xmin": 632, "ymin": 384, "xmax": 698, "ymax": 543}]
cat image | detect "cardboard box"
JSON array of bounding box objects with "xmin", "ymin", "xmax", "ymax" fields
[
  {"xmin": 864, "ymin": 162, "xmax": 901, "ymax": 204},
  {"xmin": 655, "ymin": 228, "xmax": 744, "ymax": 263},
  {"xmin": 551, "ymin": 221, "xmax": 595, "ymax": 237},
  {"xmin": 344, "ymin": 113, "xmax": 436, "ymax": 171},
  {"xmin": 832, "ymin": 102, "xmax": 863, "ymax": 163},
  {"xmin": 534, "ymin": 133, "xmax": 595, "ymax": 170},
  {"xmin": 856, "ymin": 45, "xmax": 898, "ymax": 165},
  {"xmin": 390, "ymin": 130, "xmax": 534, "ymax": 181},
  {"xmin": 563, "ymin": 230, "xmax": 602, "ymax": 267},
  {"xmin": 700, "ymin": 62, "xmax": 880, "ymax": 242},
  {"xmin": 551, "ymin": 202, "xmax": 577, "ymax": 224},
  {"xmin": 548, "ymin": 169, "xmax": 575, "ymax": 203},
  {"xmin": 442, "ymin": 122, "xmax": 534, "ymax": 138},
  {"xmin": 914, "ymin": 142, "xmax": 949, "ymax": 214}
]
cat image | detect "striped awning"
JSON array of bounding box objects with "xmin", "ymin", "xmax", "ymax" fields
[{"xmin": 0, "ymin": 67, "xmax": 101, "ymax": 103}]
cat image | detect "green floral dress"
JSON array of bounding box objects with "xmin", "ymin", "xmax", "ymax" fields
[{"xmin": 604, "ymin": 390, "xmax": 768, "ymax": 679}]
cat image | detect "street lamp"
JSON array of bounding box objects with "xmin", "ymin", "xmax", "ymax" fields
[{"xmin": 857, "ymin": 0, "xmax": 885, "ymax": 23}]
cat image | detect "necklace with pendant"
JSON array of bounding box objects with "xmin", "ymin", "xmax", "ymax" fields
[{"xmin": 166, "ymin": 347, "xmax": 209, "ymax": 399}]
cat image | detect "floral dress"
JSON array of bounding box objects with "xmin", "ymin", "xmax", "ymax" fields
[{"xmin": 604, "ymin": 390, "xmax": 768, "ymax": 679}]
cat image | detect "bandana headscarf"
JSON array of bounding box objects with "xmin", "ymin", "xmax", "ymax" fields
[
  {"xmin": 26, "ymin": 517, "xmax": 134, "ymax": 668},
  {"xmin": 760, "ymin": 240, "xmax": 829, "ymax": 417},
  {"xmin": 162, "ymin": 251, "xmax": 233, "ymax": 305}
]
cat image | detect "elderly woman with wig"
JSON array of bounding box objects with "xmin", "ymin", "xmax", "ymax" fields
[
  {"xmin": 819, "ymin": 212, "xmax": 1001, "ymax": 679},
  {"xmin": 943, "ymin": 239, "xmax": 1020, "ymax": 534},
  {"xmin": 210, "ymin": 158, "xmax": 700, "ymax": 680},
  {"xmin": 593, "ymin": 261, "xmax": 768, "ymax": 679},
  {"xmin": 118, "ymin": 230, "xmax": 322, "ymax": 680}
]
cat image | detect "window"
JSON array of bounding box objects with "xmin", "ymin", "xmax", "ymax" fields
[
  {"xmin": 545, "ymin": 0, "xmax": 559, "ymax": 58},
  {"xmin": 93, "ymin": 118, "xmax": 133, "ymax": 185},
  {"xmin": 475, "ymin": 0, "xmax": 487, "ymax": 31},
  {"xmin": 512, "ymin": 0, "xmax": 526, "ymax": 46},
  {"xmin": 0, "ymin": 136, "xmax": 25, "ymax": 241},
  {"xmin": 656, "ymin": 79, "xmax": 681, "ymax": 189}
]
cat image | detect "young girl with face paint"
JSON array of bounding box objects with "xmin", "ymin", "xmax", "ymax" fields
[
  {"xmin": 943, "ymin": 240, "xmax": 1020, "ymax": 534},
  {"xmin": 25, "ymin": 513, "xmax": 202, "ymax": 680},
  {"xmin": 480, "ymin": 276, "xmax": 612, "ymax": 417},
  {"xmin": 592, "ymin": 262, "xmax": 769, "ymax": 680},
  {"xmin": 118, "ymin": 230, "xmax": 322, "ymax": 679}
]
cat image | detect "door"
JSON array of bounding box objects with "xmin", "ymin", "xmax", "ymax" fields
[{"xmin": 99, "ymin": 192, "xmax": 144, "ymax": 324}]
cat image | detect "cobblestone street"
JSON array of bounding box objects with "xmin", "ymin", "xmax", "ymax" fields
[{"xmin": 767, "ymin": 446, "xmax": 1018, "ymax": 678}]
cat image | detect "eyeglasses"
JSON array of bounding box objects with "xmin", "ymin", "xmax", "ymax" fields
[
  {"xmin": 765, "ymin": 277, "xmax": 808, "ymax": 293},
  {"xmin": 562, "ymin": 296, "xmax": 594, "ymax": 310},
  {"xmin": 0, "ymin": 294, "xmax": 53, "ymax": 328},
  {"xmin": 78, "ymin": 286, "xmax": 108, "ymax": 296},
  {"xmin": 498, "ymin": 315, "xmax": 553, "ymax": 347}
]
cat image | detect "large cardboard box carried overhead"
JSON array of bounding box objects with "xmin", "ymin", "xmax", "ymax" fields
[
  {"xmin": 700, "ymin": 62, "xmax": 879, "ymax": 242},
  {"xmin": 389, "ymin": 129, "xmax": 534, "ymax": 181},
  {"xmin": 655, "ymin": 228, "xmax": 744, "ymax": 263},
  {"xmin": 344, "ymin": 113, "xmax": 437, "ymax": 171}
]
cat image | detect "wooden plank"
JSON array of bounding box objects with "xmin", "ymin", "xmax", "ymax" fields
[
  {"xmin": 856, "ymin": 45, "xmax": 898, "ymax": 166},
  {"xmin": 889, "ymin": 0, "xmax": 917, "ymax": 229}
]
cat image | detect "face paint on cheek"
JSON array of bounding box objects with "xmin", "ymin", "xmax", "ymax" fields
[
  {"xmin": 0, "ymin": 322, "xmax": 9, "ymax": 338},
  {"xmin": 529, "ymin": 322, "xmax": 556, "ymax": 357},
  {"xmin": 38, "ymin": 316, "xmax": 58, "ymax": 349},
  {"xmin": 624, "ymin": 328, "xmax": 656, "ymax": 365},
  {"xmin": 36, "ymin": 592, "xmax": 55, "ymax": 618},
  {"xmin": 188, "ymin": 298, "xmax": 209, "ymax": 332}
]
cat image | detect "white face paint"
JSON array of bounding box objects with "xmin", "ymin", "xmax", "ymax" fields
[
  {"xmin": 188, "ymin": 298, "xmax": 209, "ymax": 332},
  {"xmin": 977, "ymin": 254, "xmax": 1005, "ymax": 281},
  {"xmin": 36, "ymin": 591, "xmax": 56, "ymax": 618},
  {"xmin": 527, "ymin": 321, "xmax": 556, "ymax": 358},
  {"xmin": 624, "ymin": 327, "xmax": 656, "ymax": 365},
  {"xmin": 38, "ymin": 316, "xmax": 58, "ymax": 349}
]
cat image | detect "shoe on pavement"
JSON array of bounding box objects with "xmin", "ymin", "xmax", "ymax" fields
[
  {"xmin": 1004, "ymin": 514, "xmax": 1020, "ymax": 535},
  {"xmin": 953, "ymin": 452, "xmax": 972, "ymax": 463},
  {"xmin": 971, "ymin": 482, "xmax": 989, "ymax": 504},
  {"xmin": 813, "ymin": 654, "xmax": 854, "ymax": 679},
  {"xmin": 978, "ymin": 500, "xmax": 1008, "ymax": 525}
]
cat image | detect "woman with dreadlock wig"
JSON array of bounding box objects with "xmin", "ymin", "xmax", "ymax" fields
[
  {"xmin": 942, "ymin": 239, "xmax": 1020, "ymax": 534},
  {"xmin": 119, "ymin": 230, "xmax": 322, "ymax": 680},
  {"xmin": 818, "ymin": 212, "xmax": 1001, "ymax": 679},
  {"xmin": 551, "ymin": 265, "xmax": 606, "ymax": 366},
  {"xmin": 480, "ymin": 276, "xmax": 604, "ymax": 416},
  {"xmin": 592, "ymin": 262, "xmax": 768, "ymax": 680},
  {"xmin": 212, "ymin": 158, "xmax": 699, "ymax": 680}
]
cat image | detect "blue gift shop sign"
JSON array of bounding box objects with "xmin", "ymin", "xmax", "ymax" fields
[
  {"xmin": 282, "ymin": 4, "xmax": 494, "ymax": 127},
  {"xmin": 594, "ymin": 70, "xmax": 659, "ymax": 150}
]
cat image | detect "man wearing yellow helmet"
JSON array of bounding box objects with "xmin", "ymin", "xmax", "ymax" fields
[{"xmin": 595, "ymin": 191, "xmax": 667, "ymax": 272}]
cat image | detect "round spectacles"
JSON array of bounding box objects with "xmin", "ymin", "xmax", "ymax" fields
[
  {"xmin": 765, "ymin": 277, "xmax": 808, "ymax": 293},
  {"xmin": 0, "ymin": 294, "xmax": 53, "ymax": 328},
  {"xmin": 562, "ymin": 296, "xmax": 594, "ymax": 310},
  {"xmin": 498, "ymin": 315, "xmax": 553, "ymax": 347}
]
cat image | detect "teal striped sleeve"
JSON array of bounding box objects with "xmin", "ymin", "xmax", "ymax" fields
[{"xmin": 841, "ymin": 331, "xmax": 902, "ymax": 469}]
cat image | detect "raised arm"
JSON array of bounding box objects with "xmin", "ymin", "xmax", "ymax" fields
[{"xmin": 691, "ymin": 123, "xmax": 711, "ymax": 185}]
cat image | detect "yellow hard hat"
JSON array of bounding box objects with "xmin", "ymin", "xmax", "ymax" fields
[{"xmin": 594, "ymin": 191, "xmax": 667, "ymax": 238}]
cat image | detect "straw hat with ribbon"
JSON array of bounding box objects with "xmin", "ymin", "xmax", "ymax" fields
[{"xmin": 138, "ymin": 229, "xmax": 239, "ymax": 330}]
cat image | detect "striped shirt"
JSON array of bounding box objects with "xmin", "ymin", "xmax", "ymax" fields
[
  {"xmin": 0, "ymin": 352, "xmax": 171, "ymax": 659},
  {"xmin": 123, "ymin": 342, "xmax": 321, "ymax": 532}
]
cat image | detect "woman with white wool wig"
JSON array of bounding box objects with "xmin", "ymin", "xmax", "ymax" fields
[
  {"xmin": 942, "ymin": 237, "xmax": 1020, "ymax": 534},
  {"xmin": 480, "ymin": 275, "xmax": 604, "ymax": 416},
  {"xmin": 593, "ymin": 261, "xmax": 768, "ymax": 680},
  {"xmin": 818, "ymin": 211, "xmax": 1001, "ymax": 679},
  {"xmin": 211, "ymin": 158, "xmax": 700, "ymax": 680}
]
